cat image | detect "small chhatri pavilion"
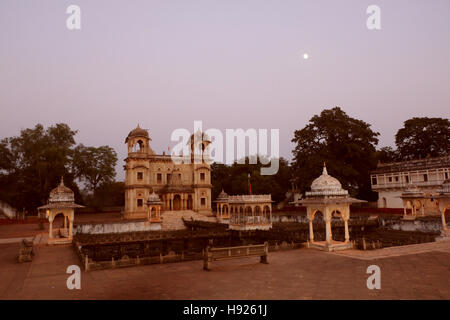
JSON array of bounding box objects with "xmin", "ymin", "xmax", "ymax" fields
[
  {"xmin": 38, "ymin": 177, "xmax": 84, "ymax": 245},
  {"xmin": 214, "ymin": 189, "xmax": 230, "ymax": 223},
  {"xmin": 299, "ymin": 163, "xmax": 365, "ymax": 252},
  {"xmin": 400, "ymin": 185, "xmax": 426, "ymax": 220},
  {"xmin": 146, "ymin": 191, "xmax": 163, "ymax": 229}
]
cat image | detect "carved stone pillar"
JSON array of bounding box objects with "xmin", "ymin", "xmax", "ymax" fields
[
  {"xmin": 441, "ymin": 207, "xmax": 448, "ymax": 231},
  {"xmin": 325, "ymin": 219, "xmax": 332, "ymax": 244},
  {"xmin": 68, "ymin": 216, "xmax": 73, "ymax": 239},
  {"xmin": 48, "ymin": 216, "xmax": 53, "ymax": 239},
  {"xmin": 344, "ymin": 219, "xmax": 350, "ymax": 243},
  {"xmin": 309, "ymin": 219, "xmax": 314, "ymax": 242}
]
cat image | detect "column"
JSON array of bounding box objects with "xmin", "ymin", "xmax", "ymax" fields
[
  {"xmin": 325, "ymin": 219, "xmax": 332, "ymax": 244},
  {"xmin": 441, "ymin": 208, "xmax": 448, "ymax": 231},
  {"xmin": 309, "ymin": 219, "xmax": 314, "ymax": 242},
  {"xmin": 49, "ymin": 217, "xmax": 53, "ymax": 239},
  {"xmin": 344, "ymin": 219, "xmax": 350, "ymax": 243},
  {"xmin": 252, "ymin": 206, "xmax": 255, "ymax": 224},
  {"xmin": 68, "ymin": 217, "xmax": 73, "ymax": 239}
]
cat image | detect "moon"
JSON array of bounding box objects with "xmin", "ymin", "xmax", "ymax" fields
[{"xmin": 303, "ymin": 53, "xmax": 309, "ymax": 60}]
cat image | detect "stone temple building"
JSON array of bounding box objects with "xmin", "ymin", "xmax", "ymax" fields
[
  {"xmin": 124, "ymin": 125, "xmax": 212, "ymax": 219},
  {"xmin": 370, "ymin": 155, "xmax": 450, "ymax": 210},
  {"xmin": 38, "ymin": 177, "xmax": 84, "ymax": 244}
]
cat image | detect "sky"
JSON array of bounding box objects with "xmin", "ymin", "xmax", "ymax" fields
[{"xmin": 1, "ymin": 0, "xmax": 449, "ymax": 180}]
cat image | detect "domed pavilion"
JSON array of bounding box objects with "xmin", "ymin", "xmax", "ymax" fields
[
  {"xmin": 214, "ymin": 189, "xmax": 230, "ymax": 223},
  {"xmin": 146, "ymin": 191, "xmax": 163, "ymax": 227},
  {"xmin": 400, "ymin": 185, "xmax": 425, "ymax": 219},
  {"xmin": 38, "ymin": 177, "xmax": 84, "ymax": 245},
  {"xmin": 299, "ymin": 163, "xmax": 365, "ymax": 251}
]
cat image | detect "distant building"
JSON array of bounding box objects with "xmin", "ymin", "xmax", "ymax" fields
[
  {"xmin": 370, "ymin": 155, "xmax": 450, "ymax": 210},
  {"xmin": 214, "ymin": 190, "xmax": 273, "ymax": 231},
  {"xmin": 124, "ymin": 125, "xmax": 212, "ymax": 219}
]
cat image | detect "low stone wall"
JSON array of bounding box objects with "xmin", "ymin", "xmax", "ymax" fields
[
  {"xmin": 380, "ymin": 216, "xmax": 443, "ymax": 233},
  {"xmin": 74, "ymin": 220, "xmax": 161, "ymax": 235},
  {"xmin": 0, "ymin": 201, "xmax": 17, "ymax": 219}
]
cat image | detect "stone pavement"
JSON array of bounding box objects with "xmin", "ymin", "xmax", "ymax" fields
[{"xmin": 0, "ymin": 240, "xmax": 449, "ymax": 300}]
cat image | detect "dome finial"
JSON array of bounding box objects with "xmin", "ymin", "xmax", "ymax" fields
[
  {"xmin": 60, "ymin": 176, "xmax": 64, "ymax": 186},
  {"xmin": 323, "ymin": 162, "xmax": 328, "ymax": 175}
]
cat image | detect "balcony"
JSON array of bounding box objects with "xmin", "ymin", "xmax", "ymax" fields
[{"xmin": 372, "ymin": 179, "xmax": 445, "ymax": 190}]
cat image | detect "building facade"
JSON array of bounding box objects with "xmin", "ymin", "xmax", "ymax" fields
[
  {"xmin": 124, "ymin": 125, "xmax": 212, "ymax": 219},
  {"xmin": 370, "ymin": 155, "xmax": 450, "ymax": 210}
]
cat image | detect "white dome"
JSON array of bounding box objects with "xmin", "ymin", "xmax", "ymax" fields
[
  {"xmin": 311, "ymin": 165, "xmax": 342, "ymax": 192},
  {"xmin": 146, "ymin": 191, "xmax": 162, "ymax": 204}
]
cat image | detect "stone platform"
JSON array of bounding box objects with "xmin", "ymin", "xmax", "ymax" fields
[
  {"xmin": 307, "ymin": 240, "xmax": 353, "ymax": 252},
  {"xmin": 1, "ymin": 240, "xmax": 449, "ymax": 299}
]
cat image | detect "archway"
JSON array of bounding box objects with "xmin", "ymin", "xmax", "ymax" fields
[
  {"xmin": 239, "ymin": 207, "xmax": 245, "ymax": 224},
  {"xmin": 150, "ymin": 207, "xmax": 157, "ymax": 220},
  {"xmin": 312, "ymin": 210, "xmax": 324, "ymax": 241},
  {"xmin": 382, "ymin": 197, "xmax": 387, "ymax": 208},
  {"xmin": 414, "ymin": 199, "xmax": 423, "ymax": 216},
  {"xmin": 263, "ymin": 205, "xmax": 271, "ymax": 224},
  {"xmin": 51, "ymin": 212, "xmax": 69, "ymax": 239},
  {"xmin": 173, "ymin": 195, "xmax": 181, "ymax": 211},
  {"xmin": 245, "ymin": 206, "xmax": 253, "ymax": 224},
  {"xmin": 254, "ymin": 206, "xmax": 261, "ymax": 223},
  {"xmin": 404, "ymin": 200, "xmax": 413, "ymax": 216},
  {"xmin": 187, "ymin": 195, "xmax": 193, "ymax": 210},
  {"xmin": 331, "ymin": 210, "xmax": 344, "ymax": 242},
  {"xmin": 223, "ymin": 204, "xmax": 229, "ymax": 217}
]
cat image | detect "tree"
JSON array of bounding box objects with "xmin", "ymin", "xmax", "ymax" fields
[
  {"xmin": 0, "ymin": 123, "xmax": 119, "ymax": 212},
  {"xmin": 85, "ymin": 181, "xmax": 125, "ymax": 208},
  {"xmin": 72, "ymin": 145, "xmax": 118, "ymax": 194},
  {"xmin": 291, "ymin": 107, "xmax": 380, "ymax": 200},
  {"xmin": 211, "ymin": 156, "xmax": 292, "ymax": 204},
  {"xmin": 376, "ymin": 146, "xmax": 401, "ymax": 163},
  {"xmin": 395, "ymin": 117, "xmax": 450, "ymax": 160},
  {"xmin": 0, "ymin": 123, "xmax": 81, "ymax": 211}
]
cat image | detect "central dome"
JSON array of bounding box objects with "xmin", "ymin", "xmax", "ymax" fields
[
  {"xmin": 49, "ymin": 177, "xmax": 75, "ymax": 203},
  {"xmin": 216, "ymin": 189, "xmax": 229, "ymax": 201},
  {"xmin": 146, "ymin": 191, "xmax": 162, "ymax": 204},
  {"xmin": 310, "ymin": 164, "xmax": 342, "ymax": 192},
  {"xmin": 125, "ymin": 124, "xmax": 149, "ymax": 143}
]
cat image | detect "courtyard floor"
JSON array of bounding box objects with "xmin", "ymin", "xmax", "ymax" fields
[{"xmin": 0, "ymin": 239, "xmax": 449, "ymax": 300}]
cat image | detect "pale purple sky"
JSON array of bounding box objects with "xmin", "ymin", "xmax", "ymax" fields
[{"xmin": 1, "ymin": 0, "xmax": 449, "ymax": 180}]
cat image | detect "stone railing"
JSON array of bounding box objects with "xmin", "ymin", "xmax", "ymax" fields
[
  {"xmin": 305, "ymin": 190, "xmax": 348, "ymax": 197},
  {"xmin": 228, "ymin": 195, "xmax": 272, "ymax": 203}
]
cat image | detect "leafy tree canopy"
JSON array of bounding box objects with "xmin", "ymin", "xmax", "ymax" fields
[
  {"xmin": 395, "ymin": 117, "xmax": 450, "ymax": 160},
  {"xmin": 211, "ymin": 156, "xmax": 291, "ymax": 205},
  {"xmin": 291, "ymin": 107, "xmax": 380, "ymax": 200},
  {"xmin": 0, "ymin": 123, "xmax": 118, "ymax": 212}
]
